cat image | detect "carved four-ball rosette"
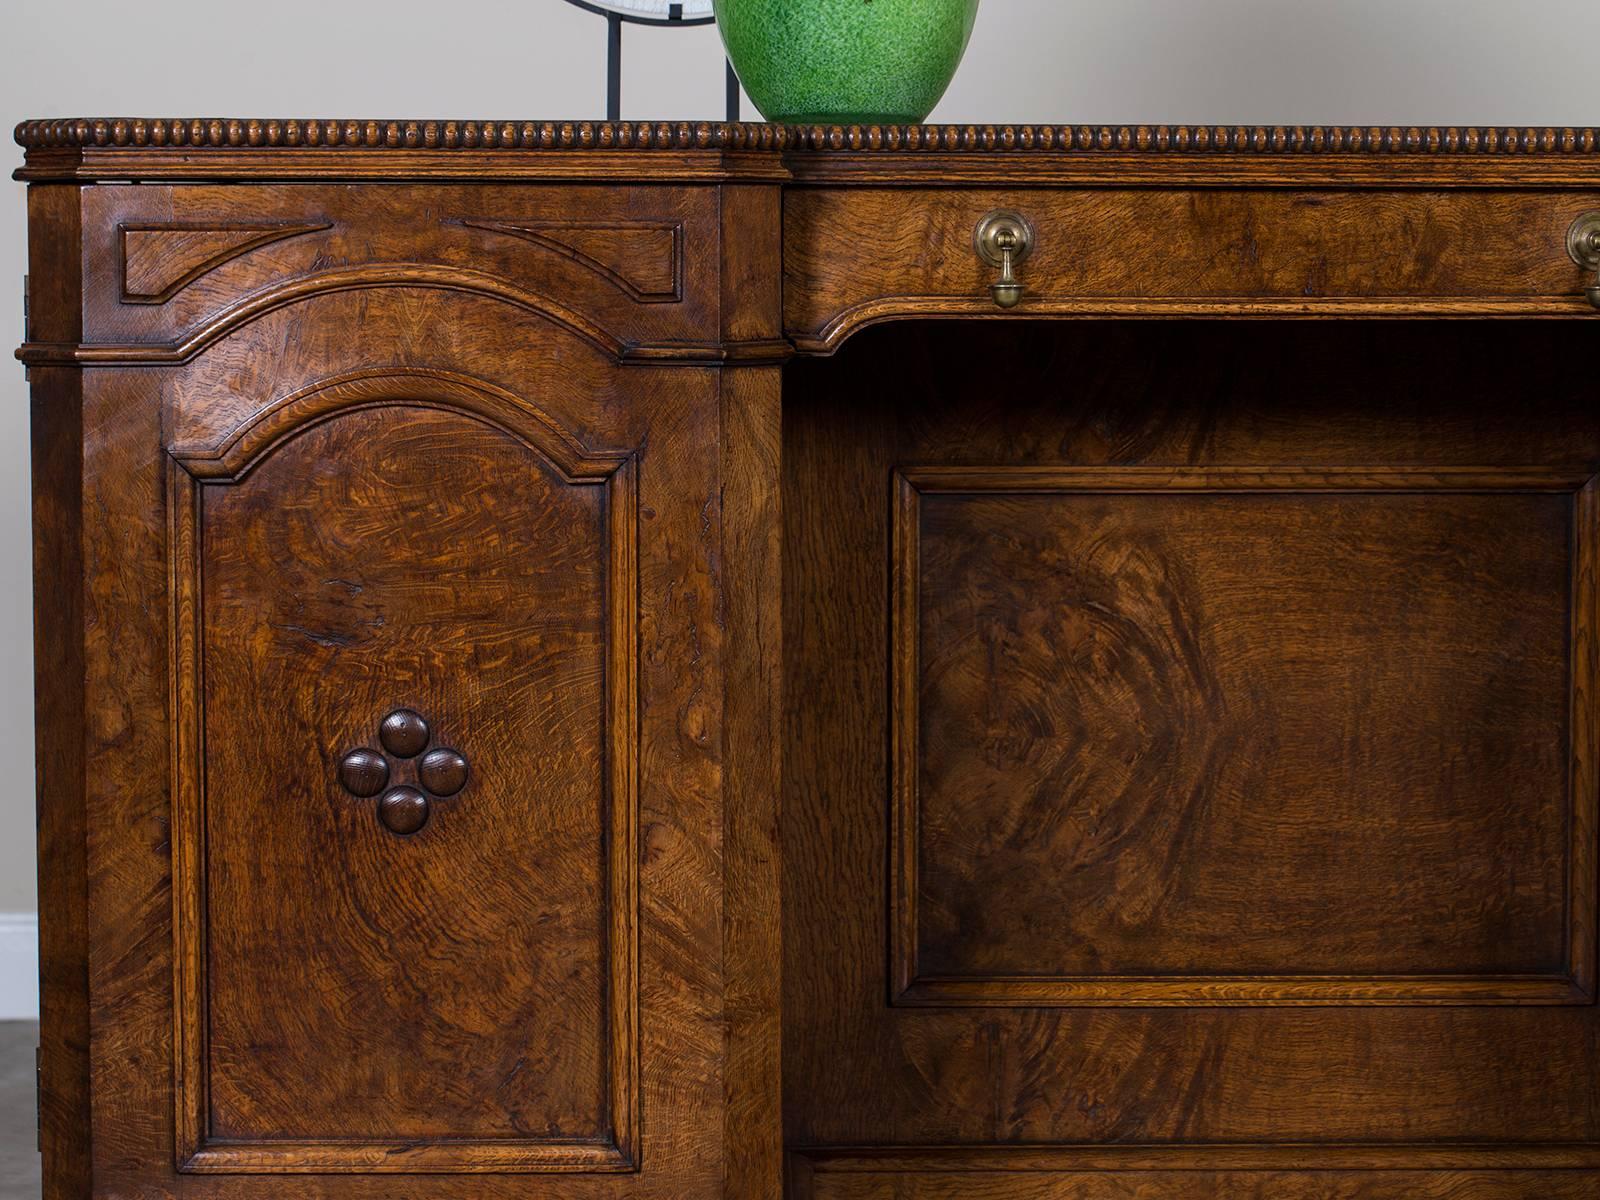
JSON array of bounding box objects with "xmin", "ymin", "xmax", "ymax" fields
[{"xmin": 338, "ymin": 708, "xmax": 469, "ymax": 835}]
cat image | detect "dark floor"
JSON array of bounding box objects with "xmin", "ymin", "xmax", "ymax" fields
[{"xmin": 0, "ymin": 1024, "xmax": 37, "ymax": 1199}]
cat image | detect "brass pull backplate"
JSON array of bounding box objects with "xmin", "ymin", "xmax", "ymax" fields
[
  {"xmin": 1566, "ymin": 210, "xmax": 1600, "ymax": 309},
  {"xmin": 974, "ymin": 210, "xmax": 1036, "ymax": 309}
]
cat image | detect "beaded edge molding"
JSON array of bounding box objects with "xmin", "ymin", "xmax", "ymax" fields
[{"xmin": 16, "ymin": 118, "xmax": 1600, "ymax": 154}]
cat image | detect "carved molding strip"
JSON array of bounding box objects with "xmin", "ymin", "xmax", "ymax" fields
[
  {"xmin": 17, "ymin": 118, "xmax": 1600, "ymax": 154},
  {"xmin": 16, "ymin": 118, "xmax": 789, "ymax": 151},
  {"xmin": 795, "ymin": 296, "xmax": 1599, "ymax": 356},
  {"xmin": 169, "ymin": 366, "xmax": 619, "ymax": 482},
  {"xmin": 788, "ymin": 1143, "xmax": 1600, "ymax": 1188}
]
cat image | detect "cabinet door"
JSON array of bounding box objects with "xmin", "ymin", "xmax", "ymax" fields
[
  {"xmin": 168, "ymin": 370, "xmax": 639, "ymax": 1173},
  {"xmin": 35, "ymin": 181, "xmax": 781, "ymax": 1200}
]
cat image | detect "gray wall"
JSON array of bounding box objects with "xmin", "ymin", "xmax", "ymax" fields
[{"xmin": 0, "ymin": 0, "xmax": 1594, "ymax": 924}]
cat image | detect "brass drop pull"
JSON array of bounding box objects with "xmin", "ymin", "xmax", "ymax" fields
[
  {"xmin": 1567, "ymin": 211, "xmax": 1600, "ymax": 308},
  {"xmin": 975, "ymin": 210, "xmax": 1035, "ymax": 309}
]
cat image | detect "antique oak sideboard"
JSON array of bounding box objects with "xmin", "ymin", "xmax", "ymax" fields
[{"xmin": 15, "ymin": 118, "xmax": 1600, "ymax": 1200}]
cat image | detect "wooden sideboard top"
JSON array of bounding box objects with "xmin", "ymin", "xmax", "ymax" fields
[
  {"xmin": 16, "ymin": 118, "xmax": 1600, "ymax": 185},
  {"xmin": 17, "ymin": 116, "xmax": 1600, "ymax": 365}
]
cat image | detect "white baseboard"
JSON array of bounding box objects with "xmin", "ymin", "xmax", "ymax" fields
[{"xmin": 0, "ymin": 913, "xmax": 38, "ymax": 1020}]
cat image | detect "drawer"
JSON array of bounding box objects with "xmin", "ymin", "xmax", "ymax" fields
[{"xmin": 783, "ymin": 187, "xmax": 1600, "ymax": 350}]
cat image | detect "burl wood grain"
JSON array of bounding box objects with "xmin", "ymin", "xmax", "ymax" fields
[
  {"xmin": 783, "ymin": 322, "xmax": 1600, "ymax": 1185},
  {"xmin": 895, "ymin": 469, "xmax": 1589, "ymax": 1005}
]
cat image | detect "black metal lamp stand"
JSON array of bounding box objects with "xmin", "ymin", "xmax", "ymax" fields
[{"xmin": 561, "ymin": 1, "xmax": 741, "ymax": 122}]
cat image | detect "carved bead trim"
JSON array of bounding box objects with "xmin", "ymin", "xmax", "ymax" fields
[
  {"xmin": 783, "ymin": 123, "xmax": 1600, "ymax": 154},
  {"xmin": 338, "ymin": 708, "xmax": 470, "ymax": 835},
  {"xmin": 16, "ymin": 118, "xmax": 1600, "ymax": 155},
  {"xmin": 14, "ymin": 118, "xmax": 790, "ymax": 151}
]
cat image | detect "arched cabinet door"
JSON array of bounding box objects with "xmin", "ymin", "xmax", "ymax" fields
[
  {"xmin": 166, "ymin": 368, "xmax": 640, "ymax": 1174},
  {"xmin": 25, "ymin": 167, "xmax": 783, "ymax": 1200}
]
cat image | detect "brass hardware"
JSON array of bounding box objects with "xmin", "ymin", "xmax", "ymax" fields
[
  {"xmin": 974, "ymin": 210, "xmax": 1035, "ymax": 309},
  {"xmin": 1566, "ymin": 211, "xmax": 1600, "ymax": 309}
]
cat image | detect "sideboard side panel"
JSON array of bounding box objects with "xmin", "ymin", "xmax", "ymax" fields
[{"xmin": 27, "ymin": 183, "xmax": 91, "ymax": 1200}]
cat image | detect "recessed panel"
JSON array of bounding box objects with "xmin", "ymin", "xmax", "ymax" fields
[
  {"xmin": 169, "ymin": 378, "xmax": 638, "ymax": 1171},
  {"xmin": 892, "ymin": 467, "xmax": 1595, "ymax": 1005}
]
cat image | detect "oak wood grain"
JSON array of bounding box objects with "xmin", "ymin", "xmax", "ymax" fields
[
  {"xmin": 26, "ymin": 183, "xmax": 91, "ymax": 1200},
  {"xmin": 168, "ymin": 372, "xmax": 639, "ymax": 1172}
]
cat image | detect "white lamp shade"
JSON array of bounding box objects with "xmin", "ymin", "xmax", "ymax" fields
[{"xmin": 574, "ymin": 1, "xmax": 715, "ymax": 17}]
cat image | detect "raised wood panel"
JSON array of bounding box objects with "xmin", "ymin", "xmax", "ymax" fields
[
  {"xmin": 892, "ymin": 466, "xmax": 1597, "ymax": 1006},
  {"xmin": 119, "ymin": 221, "xmax": 331, "ymax": 302},
  {"xmin": 461, "ymin": 220, "xmax": 683, "ymax": 302},
  {"xmin": 72, "ymin": 185, "xmax": 723, "ymax": 360},
  {"xmin": 784, "ymin": 189, "xmax": 1600, "ymax": 348},
  {"xmin": 168, "ymin": 370, "xmax": 639, "ymax": 1173}
]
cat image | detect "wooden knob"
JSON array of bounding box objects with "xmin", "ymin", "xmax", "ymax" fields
[
  {"xmin": 378, "ymin": 787, "xmax": 431, "ymax": 835},
  {"xmin": 419, "ymin": 748, "xmax": 470, "ymax": 797},
  {"xmin": 380, "ymin": 708, "xmax": 430, "ymax": 758},
  {"xmin": 338, "ymin": 708, "xmax": 467, "ymax": 834},
  {"xmin": 337, "ymin": 748, "xmax": 390, "ymax": 798}
]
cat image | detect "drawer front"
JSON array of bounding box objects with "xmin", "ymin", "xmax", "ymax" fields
[{"xmin": 784, "ymin": 188, "xmax": 1600, "ymax": 349}]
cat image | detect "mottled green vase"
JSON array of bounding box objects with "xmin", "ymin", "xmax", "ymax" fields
[{"xmin": 714, "ymin": 0, "xmax": 980, "ymax": 126}]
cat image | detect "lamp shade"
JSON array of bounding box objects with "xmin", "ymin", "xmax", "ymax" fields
[{"xmin": 564, "ymin": 0, "xmax": 715, "ymax": 22}]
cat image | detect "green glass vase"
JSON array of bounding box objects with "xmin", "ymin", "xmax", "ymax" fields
[{"xmin": 714, "ymin": 0, "xmax": 981, "ymax": 126}]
